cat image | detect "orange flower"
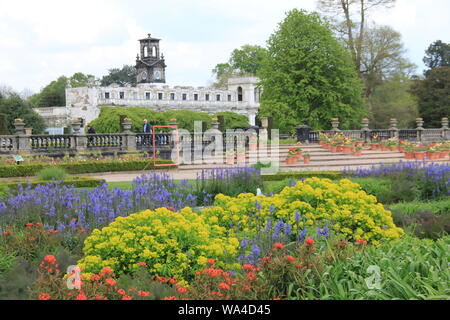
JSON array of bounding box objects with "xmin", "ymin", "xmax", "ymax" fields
[
  {"xmin": 138, "ymin": 291, "xmax": 151, "ymax": 297},
  {"xmin": 122, "ymin": 295, "xmax": 133, "ymax": 300},
  {"xmin": 242, "ymin": 264, "xmax": 255, "ymax": 271},
  {"xmin": 177, "ymin": 287, "xmax": 188, "ymax": 294},
  {"xmin": 38, "ymin": 293, "xmax": 51, "ymax": 300},
  {"xmin": 207, "ymin": 259, "xmax": 215, "ymax": 265},
  {"xmin": 29, "ymin": 236, "xmax": 36, "ymax": 241},
  {"xmin": 273, "ymin": 242, "xmax": 285, "ymax": 250},
  {"xmin": 138, "ymin": 262, "xmax": 147, "ymax": 267},
  {"xmin": 75, "ymin": 293, "xmax": 87, "ymax": 300},
  {"xmin": 246, "ymin": 272, "xmax": 256, "ymax": 281},
  {"xmin": 43, "ymin": 255, "xmax": 56, "ymax": 265},
  {"xmin": 100, "ymin": 267, "xmax": 113, "ymax": 275},
  {"xmin": 162, "ymin": 296, "xmax": 177, "ymax": 300},
  {"xmin": 35, "ymin": 222, "xmax": 43, "ymax": 227},
  {"xmin": 218, "ymin": 282, "xmax": 230, "ymax": 291},
  {"xmin": 105, "ymin": 278, "xmax": 117, "ymax": 286},
  {"xmin": 90, "ymin": 274, "xmax": 101, "ymax": 281},
  {"xmin": 287, "ymin": 256, "xmax": 295, "ymax": 262},
  {"xmin": 117, "ymin": 289, "xmax": 126, "ymax": 295},
  {"xmin": 25, "ymin": 223, "xmax": 33, "ymax": 227},
  {"xmin": 357, "ymin": 239, "xmax": 368, "ymax": 245},
  {"xmin": 305, "ymin": 237, "xmax": 314, "ymax": 247}
]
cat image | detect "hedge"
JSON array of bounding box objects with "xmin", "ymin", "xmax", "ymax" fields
[
  {"xmin": 2, "ymin": 176, "xmax": 106, "ymax": 190},
  {"xmin": 261, "ymin": 171, "xmax": 344, "ymax": 181},
  {"xmin": 0, "ymin": 159, "xmax": 175, "ymax": 178}
]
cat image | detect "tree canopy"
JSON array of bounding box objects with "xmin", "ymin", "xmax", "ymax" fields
[
  {"xmin": 212, "ymin": 45, "xmax": 267, "ymax": 88},
  {"xmin": 100, "ymin": 65, "xmax": 137, "ymax": 87},
  {"xmin": 258, "ymin": 9, "xmax": 365, "ymax": 133},
  {"xmin": 423, "ymin": 40, "xmax": 450, "ymax": 72},
  {"xmin": 0, "ymin": 93, "xmax": 46, "ymax": 134}
]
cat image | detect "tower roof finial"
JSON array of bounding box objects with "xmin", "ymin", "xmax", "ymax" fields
[{"xmin": 148, "ymin": 33, "xmax": 151, "ymax": 38}]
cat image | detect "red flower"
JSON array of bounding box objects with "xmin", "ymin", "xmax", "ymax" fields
[
  {"xmin": 273, "ymin": 242, "xmax": 285, "ymax": 250},
  {"xmin": 162, "ymin": 296, "xmax": 177, "ymax": 300},
  {"xmin": 242, "ymin": 264, "xmax": 255, "ymax": 271},
  {"xmin": 218, "ymin": 282, "xmax": 230, "ymax": 291},
  {"xmin": 262, "ymin": 257, "xmax": 271, "ymax": 264},
  {"xmin": 2, "ymin": 231, "xmax": 11, "ymax": 236},
  {"xmin": 38, "ymin": 293, "xmax": 51, "ymax": 300},
  {"xmin": 287, "ymin": 256, "xmax": 295, "ymax": 262},
  {"xmin": 122, "ymin": 295, "xmax": 133, "ymax": 300},
  {"xmin": 246, "ymin": 272, "xmax": 256, "ymax": 281},
  {"xmin": 25, "ymin": 223, "xmax": 33, "ymax": 227},
  {"xmin": 357, "ymin": 239, "xmax": 368, "ymax": 245},
  {"xmin": 117, "ymin": 289, "xmax": 126, "ymax": 295},
  {"xmin": 90, "ymin": 274, "xmax": 101, "ymax": 281},
  {"xmin": 48, "ymin": 229, "xmax": 59, "ymax": 234},
  {"xmin": 43, "ymin": 255, "xmax": 56, "ymax": 265},
  {"xmin": 35, "ymin": 222, "xmax": 43, "ymax": 227},
  {"xmin": 29, "ymin": 236, "xmax": 36, "ymax": 241},
  {"xmin": 138, "ymin": 291, "xmax": 151, "ymax": 297},
  {"xmin": 75, "ymin": 293, "xmax": 87, "ymax": 300},
  {"xmin": 207, "ymin": 259, "xmax": 215, "ymax": 265},
  {"xmin": 177, "ymin": 287, "xmax": 188, "ymax": 294},
  {"xmin": 138, "ymin": 262, "xmax": 147, "ymax": 267},
  {"xmin": 105, "ymin": 278, "xmax": 117, "ymax": 286},
  {"xmin": 100, "ymin": 267, "xmax": 113, "ymax": 275},
  {"xmin": 305, "ymin": 237, "xmax": 314, "ymax": 247},
  {"xmin": 273, "ymin": 298, "xmax": 282, "ymax": 300},
  {"xmin": 95, "ymin": 295, "xmax": 104, "ymax": 300}
]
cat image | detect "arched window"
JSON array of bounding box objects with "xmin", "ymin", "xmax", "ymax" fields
[
  {"xmin": 144, "ymin": 46, "xmax": 149, "ymax": 57},
  {"xmin": 151, "ymin": 46, "xmax": 156, "ymax": 57},
  {"xmin": 237, "ymin": 87, "xmax": 243, "ymax": 102}
]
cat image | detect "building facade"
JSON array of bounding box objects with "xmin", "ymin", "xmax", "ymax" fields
[{"xmin": 35, "ymin": 34, "xmax": 262, "ymax": 129}]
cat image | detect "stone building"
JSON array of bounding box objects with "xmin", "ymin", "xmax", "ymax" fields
[{"xmin": 36, "ymin": 34, "xmax": 261, "ymax": 129}]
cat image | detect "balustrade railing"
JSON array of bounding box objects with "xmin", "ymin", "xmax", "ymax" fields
[{"xmin": 30, "ymin": 135, "xmax": 72, "ymax": 151}]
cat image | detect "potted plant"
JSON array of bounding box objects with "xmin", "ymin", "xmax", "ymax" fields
[
  {"xmin": 427, "ymin": 147, "xmax": 438, "ymax": 160},
  {"xmin": 353, "ymin": 146, "xmax": 363, "ymax": 156},
  {"xmin": 303, "ymin": 153, "xmax": 311, "ymax": 164},
  {"xmin": 387, "ymin": 138, "xmax": 398, "ymax": 151},
  {"xmin": 379, "ymin": 140, "xmax": 389, "ymax": 151},
  {"xmin": 404, "ymin": 145, "xmax": 414, "ymax": 159},
  {"xmin": 342, "ymin": 139, "xmax": 353, "ymax": 154},
  {"xmin": 286, "ymin": 149, "xmax": 298, "ymax": 165},
  {"xmin": 295, "ymin": 147, "xmax": 303, "ymax": 159},
  {"xmin": 226, "ymin": 149, "xmax": 235, "ymax": 165},
  {"xmin": 413, "ymin": 145, "xmax": 427, "ymax": 160}
]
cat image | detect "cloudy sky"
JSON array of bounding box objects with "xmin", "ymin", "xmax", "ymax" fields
[{"xmin": 1, "ymin": 0, "xmax": 449, "ymax": 94}]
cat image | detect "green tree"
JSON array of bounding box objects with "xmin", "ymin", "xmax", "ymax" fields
[
  {"xmin": 410, "ymin": 67, "xmax": 450, "ymax": 128},
  {"xmin": 212, "ymin": 45, "xmax": 267, "ymax": 88},
  {"xmin": 28, "ymin": 73, "xmax": 95, "ymax": 108},
  {"xmin": 370, "ymin": 76, "xmax": 418, "ymax": 128},
  {"xmin": 0, "ymin": 94, "xmax": 46, "ymax": 134},
  {"xmin": 258, "ymin": 9, "xmax": 365, "ymax": 133},
  {"xmin": 100, "ymin": 65, "xmax": 137, "ymax": 87},
  {"xmin": 423, "ymin": 40, "xmax": 450, "ymax": 71}
]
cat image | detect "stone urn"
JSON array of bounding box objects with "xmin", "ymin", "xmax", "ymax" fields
[{"xmin": 14, "ymin": 119, "xmax": 26, "ymax": 135}]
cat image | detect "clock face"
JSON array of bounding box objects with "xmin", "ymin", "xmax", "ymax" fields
[
  {"xmin": 154, "ymin": 70, "xmax": 161, "ymax": 80},
  {"xmin": 141, "ymin": 71, "xmax": 147, "ymax": 80}
]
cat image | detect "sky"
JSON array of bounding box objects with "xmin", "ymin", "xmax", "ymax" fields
[{"xmin": 0, "ymin": 0, "xmax": 449, "ymax": 94}]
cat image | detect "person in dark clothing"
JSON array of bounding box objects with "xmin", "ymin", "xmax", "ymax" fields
[
  {"xmin": 143, "ymin": 119, "xmax": 152, "ymax": 146},
  {"xmin": 86, "ymin": 125, "xmax": 96, "ymax": 146}
]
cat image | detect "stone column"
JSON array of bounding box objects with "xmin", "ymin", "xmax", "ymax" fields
[
  {"xmin": 122, "ymin": 119, "xmax": 136, "ymax": 152},
  {"xmin": 331, "ymin": 118, "xmax": 340, "ymax": 132},
  {"xmin": 211, "ymin": 118, "xmax": 220, "ymax": 130},
  {"xmin": 248, "ymin": 113, "xmax": 256, "ymax": 126},
  {"xmin": 416, "ymin": 118, "xmax": 424, "ymax": 142},
  {"xmin": 361, "ymin": 118, "xmax": 370, "ymax": 143},
  {"xmin": 71, "ymin": 119, "xmax": 86, "ymax": 152},
  {"xmin": 14, "ymin": 119, "xmax": 30, "ymax": 152},
  {"xmin": 389, "ymin": 118, "xmax": 399, "ymax": 139},
  {"xmin": 442, "ymin": 117, "xmax": 449, "ymax": 140}
]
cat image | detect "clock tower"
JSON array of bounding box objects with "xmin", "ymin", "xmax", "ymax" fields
[{"xmin": 135, "ymin": 34, "xmax": 166, "ymax": 84}]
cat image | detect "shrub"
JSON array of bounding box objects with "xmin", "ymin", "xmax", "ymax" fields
[
  {"xmin": 262, "ymin": 171, "xmax": 343, "ymax": 181},
  {"xmin": 36, "ymin": 166, "xmax": 67, "ymax": 181},
  {"xmin": 391, "ymin": 209, "xmax": 450, "ymax": 240},
  {"xmin": 388, "ymin": 198, "xmax": 450, "ymax": 216},
  {"xmin": 77, "ymin": 207, "xmax": 240, "ymax": 281},
  {"xmin": 204, "ymin": 178, "xmax": 404, "ymax": 245},
  {"xmin": 194, "ymin": 168, "xmax": 263, "ymax": 205},
  {"xmin": 0, "ymin": 159, "xmax": 174, "ymax": 178},
  {"xmin": 349, "ymin": 177, "xmax": 418, "ymax": 204}
]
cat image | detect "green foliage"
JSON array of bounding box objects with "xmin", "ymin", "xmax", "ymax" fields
[
  {"xmin": 258, "ymin": 9, "xmax": 365, "ymax": 134},
  {"xmin": 0, "ymin": 184, "xmax": 9, "ymax": 198},
  {"xmin": 261, "ymin": 171, "xmax": 344, "ymax": 181},
  {"xmin": 36, "ymin": 166, "xmax": 67, "ymax": 181},
  {"xmin": 4, "ymin": 177, "xmax": 105, "ymax": 191},
  {"xmin": 388, "ymin": 198, "xmax": 450, "ymax": 217},
  {"xmin": 423, "ymin": 40, "xmax": 450, "ymax": 71},
  {"xmin": 100, "ymin": 65, "xmax": 137, "ymax": 87},
  {"xmin": 89, "ymin": 106, "xmax": 249, "ymax": 133},
  {"xmin": 212, "ymin": 45, "xmax": 267, "ymax": 88},
  {"xmin": 28, "ymin": 73, "xmax": 94, "ymax": 108},
  {"xmin": 0, "ymin": 113, "xmax": 8, "ymax": 135},
  {"xmin": 214, "ymin": 112, "xmax": 249, "ymax": 129},
  {"xmin": 369, "ymin": 76, "xmax": 419, "ymax": 128},
  {"xmin": 0, "ymin": 159, "xmax": 174, "ymax": 178},
  {"xmin": 0, "ymin": 94, "xmax": 46, "ymax": 134},
  {"xmin": 350, "ymin": 177, "xmax": 418, "ymax": 204},
  {"xmin": 411, "ymin": 66, "xmax": 450, "ymax": 127}
]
